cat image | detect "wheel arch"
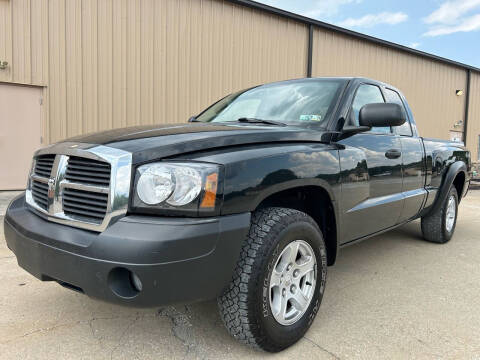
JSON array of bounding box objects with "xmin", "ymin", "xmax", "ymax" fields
[
  {"xmin": 254, "ymin": 184, "xmax": 338, "ymax": 266},
  {"xmin": 452, "ymin": 170, "xmax": 466, "ymax": 202},
  {"xmin": 426, "ymin": 161, "xmax": 467, "ymax": 217}
]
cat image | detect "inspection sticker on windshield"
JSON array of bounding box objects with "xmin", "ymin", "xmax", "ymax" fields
[{"xmin": 299, "ymin": 114, "xmax": 322, "ymax": 121}]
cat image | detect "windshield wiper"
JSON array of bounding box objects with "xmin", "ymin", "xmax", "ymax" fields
[{"xmin": 236, "ymin": 117, "xmax": 287, "ymax": 126}]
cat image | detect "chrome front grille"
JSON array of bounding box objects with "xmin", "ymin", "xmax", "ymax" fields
[
  {"xmin": 34, "ymin": 154, "xmax": 55, "ymax": 177},
  {"xmin": 31, "ymin": 180, "xmax": 49, "ymax": 210},
  {"xmin": 25, "ymin": 142, "xmax": 132, "ymax": 232},
  {"xmin": 66, "ymin": 156, "xmax": 111, "ymax": 186},
  {"xmin": 63, "ymin": 188, "xmax": 109, "ymax": 223}
]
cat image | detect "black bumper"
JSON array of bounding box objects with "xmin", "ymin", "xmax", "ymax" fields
[{"xmin": 4, "ymin": 195, "xmax": 250, "ymax": 307}]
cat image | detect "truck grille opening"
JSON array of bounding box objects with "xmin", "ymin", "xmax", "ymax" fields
[
  {"xmin": 26, "ymin": 146, "xmax": 130, "ymax": 232},
  {"xmin": 63, "ymin": 188, "xmax": 109, "ymax": 223},
  {"xmin": 65, "ymin": 156, "xmax": 111, "ymax": 187},
  {"xmin": 31, "ymin": 180, "xmax": 49, "ymax": 211},
  {"xmin": 34, "ymin": 154, "xmax": 56, "ymax": 177}
]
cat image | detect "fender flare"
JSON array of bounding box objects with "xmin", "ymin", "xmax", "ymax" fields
[
  {"xmin": 251, "ymin": 178, "xmax": 337, "ymax": 211},
  {"xmin": 425, "ymin": 161, "xmax": 467, "ymax": 217},
  {"xmin": 251, "ymin": 179, "xmax": 340, "ymax": 265}
]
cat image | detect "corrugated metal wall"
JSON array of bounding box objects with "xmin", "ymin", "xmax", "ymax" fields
[
  {"xmin": 0, "ymin": 0, "xmax": 48, "ymax": 84},
  {"xmin": 467, "ymin": 72, "xmax": 480, "ymax": 162},
  {"xmin": 0, "ymin": 0, "xmax": 12, "ymax": 83},
  {"xmin": 312, "ymin": 29, "xmax": 467, "ymax": 141},
  {"xmin": 0, "ymin": 0, "xmax": 478, "ymax": 158},
  {"xmin": 0, "ymin": 0, "xmax": 308, "ymax": 143}
]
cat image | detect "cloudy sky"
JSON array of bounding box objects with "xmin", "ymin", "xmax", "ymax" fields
[{"xmin": 257, "ymin": 0, "xmax": 480, "ymax": 68}]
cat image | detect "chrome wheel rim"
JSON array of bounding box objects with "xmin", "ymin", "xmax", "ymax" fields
[
  {"xmin": 269, "ymin": 240, "xmax": 317, "ymax": 326},
  {"xmin": 445, "ymin": 195, "xmax": 456, "ymax": 233}
]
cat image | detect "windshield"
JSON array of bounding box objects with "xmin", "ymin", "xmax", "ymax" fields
[{"xmin": 195, "ymin": 79, "xmax": 345, "ymax": 126}]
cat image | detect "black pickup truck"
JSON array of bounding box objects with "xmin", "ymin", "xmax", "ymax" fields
[{"xmin": 4, "ymin": 77, "xmax": 471, "ymax": 352}]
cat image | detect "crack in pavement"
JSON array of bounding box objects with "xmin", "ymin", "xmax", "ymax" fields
[
  {"xmin": 157, "ymin": 306, "xmax": 206, "ymax": 360},
  {"xmin": 303, "ymin": 336, "xmax": 341, "ymax": 359},
  {"xmin": 0, "ymin": 315, "xmax": 150, "ymax": 345},
  {"xmin": 109, "ymin": 315, "xmax": 141, "ymax": 360},
  {"xmin": 1, "ymin": 302, "xmax": 208, "ymax": 359}
]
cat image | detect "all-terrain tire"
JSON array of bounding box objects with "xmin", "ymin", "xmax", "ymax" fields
[
  {"xmin": 218, "ymin": 207, "xmax": 327, "ymax": 352},
  {"xmin": 421, "ymin": 186, "xmax": 458, "ymax": 244}
]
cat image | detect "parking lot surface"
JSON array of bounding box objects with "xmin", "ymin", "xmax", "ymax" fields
[{"xmin": 1, "ymin": 190, "xmax": 479, "ymax": 359}]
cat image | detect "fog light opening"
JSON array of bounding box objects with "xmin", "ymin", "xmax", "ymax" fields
[{"xmin": 108, "ymin": 267, "xmax": 142, "ymax": 299}]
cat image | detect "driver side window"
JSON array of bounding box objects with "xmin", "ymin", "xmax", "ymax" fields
[{"xmin": 351, "ymin": 84, "xmax": 391, "ymax": 134}]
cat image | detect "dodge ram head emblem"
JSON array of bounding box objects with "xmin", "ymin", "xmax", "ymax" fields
[{"xmin": 47, "ymin": 178, "xmax": 56, "ymax": 199}]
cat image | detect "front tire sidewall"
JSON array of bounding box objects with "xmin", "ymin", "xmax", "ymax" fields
[{"xmin": 258, "ymin": 222, "xmax": 327, "ymax": 348}]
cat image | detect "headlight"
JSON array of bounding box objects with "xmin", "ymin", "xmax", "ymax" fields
[
  {"xmin": 136, "ymin": 164, "xmax": 175, "ymax": 205},
  {"xmin": 166, "ymin": 166, "xmax": 202, "ymax": 206},
  {"xmin": 132, "ymin": 162, "xmax": 222, "ymax": 216}
]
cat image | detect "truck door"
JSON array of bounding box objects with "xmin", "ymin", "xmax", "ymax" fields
[
  {"xmin": 384, "ymin": 88, "xmax": 426, "ymax": 222},
  {"xmin": 338, "ymin": 83, "xmax": 403, "ymax": 242}
]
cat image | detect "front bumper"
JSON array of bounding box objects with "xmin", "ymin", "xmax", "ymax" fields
[{"xmin": 4, "ymin": 194, "xmax": 250, "ymax": 307}]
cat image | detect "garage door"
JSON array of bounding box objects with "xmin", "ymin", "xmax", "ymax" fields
[{"xmin": 0, "ymin": 84, "xmax": 42, "ymax": 190}]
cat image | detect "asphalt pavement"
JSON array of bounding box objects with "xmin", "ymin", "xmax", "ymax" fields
[{"xmin": 1, "ymin": 190, "xmax": 479, "ymax": 359}]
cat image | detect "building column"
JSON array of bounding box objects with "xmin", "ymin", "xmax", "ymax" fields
[
  {"xmin": 463, "ymin": 69, "xmax": 471, "ymax": 145},
  {"xmin": 307, "ymin": 24, "xmax": 313, "ymax": 78}
]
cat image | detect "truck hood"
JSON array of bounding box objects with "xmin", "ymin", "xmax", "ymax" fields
[{"xmin": 66, "ymin": 123, "xmax": 330, "ymax": 164}]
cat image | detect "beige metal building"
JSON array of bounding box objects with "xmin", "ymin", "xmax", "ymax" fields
[{"xmin": 0, "ymin": 0, "xmax": 479, "ymax": 189}]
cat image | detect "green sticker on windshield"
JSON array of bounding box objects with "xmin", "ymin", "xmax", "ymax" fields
[{"xmin": 299, "ymin": 114, "xmax": 322, "ymax": 121}]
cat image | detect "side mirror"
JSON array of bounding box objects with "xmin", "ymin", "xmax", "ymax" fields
[
  {"xmin": 359, "ymin": 103, "xmax": 406, "ymax": 128},
  {"xmin": 188, "ymin": 116, "xmax": 198, "ymax": 123}
]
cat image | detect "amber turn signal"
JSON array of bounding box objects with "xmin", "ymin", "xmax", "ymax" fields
[{"xmin": 200, "ymin": 173, "xmax": 218, "ymax": 209}]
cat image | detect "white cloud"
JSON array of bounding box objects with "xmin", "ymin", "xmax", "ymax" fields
[
  {"xmin": 423, "ymin": 13, "xmax": 480, "ymax": 36},
  {"xmin": 304, "ymin": 0, "xmax": 363, "ymax": 18},
  {"xmin": 338, "ymin": 12, "xmax": 408, "ymax": 28},
  {"xmin": 409, "ymin": 42, "xmax": 421, "ymax": 49},
  {"xmin": 424, "ymin": 0, "xmax": 480, "ymax": 25},
  {"xmin": 423, "ymin": 0, "xmax": 480, "ymax": 36}
]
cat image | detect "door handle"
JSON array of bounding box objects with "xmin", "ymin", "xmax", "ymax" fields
[{"xmin": 385, "ymin": 149, "xmax": 401, "ymax": 159}]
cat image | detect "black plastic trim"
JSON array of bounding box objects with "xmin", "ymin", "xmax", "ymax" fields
[
  {"xmin": 4, "ymin": 195, "xmax": 251, "ymax": 307},
  {"xmin": 420, "ymin": 161, "xmax": 467, "ymax": 217}
]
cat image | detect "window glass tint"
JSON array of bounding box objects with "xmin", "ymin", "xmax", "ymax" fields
[
  {"xmin": 384, "ymin": 88, "xmax": 412, "ymax": 136},
  {"xmin": 351, "ymin": 84, "xmax": 390, "ymax": 134}
]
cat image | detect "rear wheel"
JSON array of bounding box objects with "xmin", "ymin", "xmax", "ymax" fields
[
  {"xmin": 218, "ymin": 207, "xmax": 327, "ymax": 352},
  {"xmin": 421, "ymin": 186, "xmax": 458, "ymax": 244}
]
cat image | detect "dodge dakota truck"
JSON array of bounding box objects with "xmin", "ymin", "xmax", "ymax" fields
[{"xmin": 4, "ymin": 77, "xmax": 471, "ymax": 352}]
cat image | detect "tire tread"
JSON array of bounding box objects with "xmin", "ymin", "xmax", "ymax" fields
[{"xmin": 421, "ymin": 186, "xmax": 458, "ymax": 244}]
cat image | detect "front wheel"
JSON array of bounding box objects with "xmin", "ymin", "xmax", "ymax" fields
[{"xmin": 218, "ymin": 207, "xmax": 327, "ymax": 352}]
